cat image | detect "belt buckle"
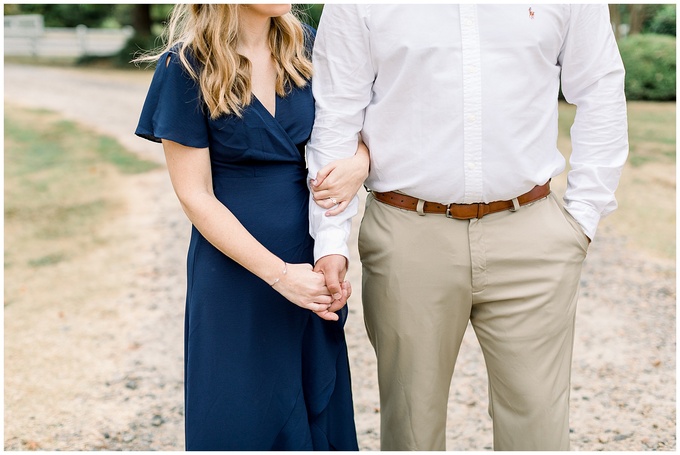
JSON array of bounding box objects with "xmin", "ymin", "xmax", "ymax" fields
[{"xmin": 445, "ymin": 204, "xmax": 452, "ymax": 219}]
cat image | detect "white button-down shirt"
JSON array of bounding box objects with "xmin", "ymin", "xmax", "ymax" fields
[{"xmin": 307, "ymin": 4, "xmax": 628, "ymax": 262}]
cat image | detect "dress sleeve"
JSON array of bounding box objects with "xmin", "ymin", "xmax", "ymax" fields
[{"xmin": 135, "ymin": 50, "xmax": 210, "ymax": 149}]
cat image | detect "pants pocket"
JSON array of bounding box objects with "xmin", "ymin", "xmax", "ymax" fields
[{"xmin": 551, "ymin": 193, "xmax": 590, "ymax": 254}]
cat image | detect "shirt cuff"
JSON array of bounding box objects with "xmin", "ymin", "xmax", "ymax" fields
[
  {"xmin": 563, "ymin": 199, "xmax": 601, "ymax": 241},
  {"xmin": 312, "ymin": 226, "xmax": 351, "ymax": 264}
]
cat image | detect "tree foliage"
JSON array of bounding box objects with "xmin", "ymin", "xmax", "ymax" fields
[
  {"xmin": 647, "ymin": 4, "xmax": 676, "ymax": 36},
  {"xmin": 3, "ymin": 4, "xmax": 173, "ymax": 30},
  {"xmin": 4, "ymin": 4, "xmax": 116, "ymax": 28},
  {"xmin": 610, "ymin": 4, "xmax": 676, "ymax": 38},
  {"xmin": 296, "ymin": 4, "xmax": 324, "ymax": 29},
  {"xmin": 618, "ymin": 34, "xmax": 676, "ymax": 101}
]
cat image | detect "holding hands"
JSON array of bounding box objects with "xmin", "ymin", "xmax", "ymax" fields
[
  {"xmin": 313, "ymin": 254, "xmax": 350, "ymax": 320},
  {"xmin": 284, "ymin": 138, "xmax": 367, "ymax": 319},
  {"xmin": 272, "ymin": 262, "xmax": 351, "ymax": 321}
]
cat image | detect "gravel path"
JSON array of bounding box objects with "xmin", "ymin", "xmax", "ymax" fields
[{"xmin": 4, "ymin": 63, "xmax": 676, "ymax": 451}]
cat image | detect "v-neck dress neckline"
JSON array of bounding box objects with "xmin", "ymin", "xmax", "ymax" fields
[{"xmin": 252, "ymin": 94, "xmax": 278, "ymax": 120}]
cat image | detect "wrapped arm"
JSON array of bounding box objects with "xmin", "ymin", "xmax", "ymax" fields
[
  {"xmin": 559, "ymin": 4, "xmax": 629, "ymax": 240},
  {"xmin": 307, "ymin": 4, "xmax": 375, "ymax": 263},
  {"xmin": 310, "ymin": 139, "xmax": 370, "ymax": 216}
]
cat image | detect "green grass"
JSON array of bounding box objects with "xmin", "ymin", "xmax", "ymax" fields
[
  {"xmin": 4, "ymin": 106, "xmax": 159, "ymax": 271},
  {"xmin": 558, "ymin": 101, "xmax": 676, "ymax": 259},
  {"xmin": 28, "ymin": 253, "xmax": 66, "ymax": 268},
  {"xmin": 558, "ymin": 101, "xmax": 676, "ymax": 168},
  {"xmin": 6, "ymin": 114, "xmax": 158, "ymax": 176},
  {"xmin": 4, "ymin": 55, "xmax": 80, "ymax": 67},
  {"xmin": 95, "ymin": 135, "xmax": 159, "ymax": 174}
]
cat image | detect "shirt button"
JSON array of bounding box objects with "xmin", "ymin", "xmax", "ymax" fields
[
  {"xmin": 467, "ymin": 65, "xmax": 477, "ymax": 74},
  {"xmin": 467, "ymin": 162, "xmax": 476, "ymax": 170},
  {"xmin": 464, "ymin": 18, "xmax": 473, "ymax": 27},
  {"xmin": 467, "ymin": 114, "xmax": 476, "ymax": 123}
]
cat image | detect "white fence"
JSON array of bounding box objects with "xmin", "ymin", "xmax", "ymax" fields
[{"xmin": 4, "ymin": 14, "xmax": 134, "ymax": 58}]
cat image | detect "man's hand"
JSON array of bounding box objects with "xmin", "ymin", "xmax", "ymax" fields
[{"xmin": 313, "ymin": 254, "xmax": 349, "ymax": 321}]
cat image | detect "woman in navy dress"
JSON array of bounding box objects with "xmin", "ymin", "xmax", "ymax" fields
[{"xmin": 135, "ymin": 4, "xmax": 368, "ymax": 450}]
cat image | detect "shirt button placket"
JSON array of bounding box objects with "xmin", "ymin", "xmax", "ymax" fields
[{"xmin": 460, "ymin": 4, "xmax": 483, "ymax": 204}]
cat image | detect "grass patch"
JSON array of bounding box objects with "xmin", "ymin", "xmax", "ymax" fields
[
  {"xmin": 5, "ymin": 112, "xmax": 157, "ymax": 176},
  {"xmin": 95, "ymin": 135, "xmax": 158, "ymax": 174},
  {"xmin": 28, "ymin": 253, "xmax": 66, "ymax": 268},
  {"xmin": 557, "ymin": 101, "xmax": 675, "ymax": 259},
  {"xmin": 4, "ymin": 105, "xmax": 158, "ymax": 280},
  {"xmin": 558, "ymin": 101, "xmax": 675, "ymax": 168},
  {"xmin": 36, "ymin": 199, "xmax": 112, "ymax": 239},
  {"xmin": 4, "ymin": 55, "xmax": 80, "ymax": 67}
]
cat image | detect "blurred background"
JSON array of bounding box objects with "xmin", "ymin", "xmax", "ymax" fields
[
  {"xmin": 4, "ymin": 4, "xmax": 676, "ymax": 105},
  {"xmin": 4, "ymin": 4, "xmax": 676, "ymax": 451}
]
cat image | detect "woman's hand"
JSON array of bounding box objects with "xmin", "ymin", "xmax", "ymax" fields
[
  {"xmin": 272, "ymin": 262, "xmax": 340, "ymax": 321},
  {"xmin": 311, "ymin": 140, "xmax": 370, "ymax": 216},
  {"xmin": 313, "ymin": 279, "xmax": 352, "ymax": 321}
]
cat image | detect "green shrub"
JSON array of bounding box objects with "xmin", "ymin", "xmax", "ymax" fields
[
  {"xmin": 647, "ymin": 4, "xmax": 676, "ymax": 36},
  {"xmin": 618, "ymin": 34, "xmax": 676, "ymax": 101},
  {"xmin": 296, "ymin": 4, "xmax": 324, "ymax": 29}
]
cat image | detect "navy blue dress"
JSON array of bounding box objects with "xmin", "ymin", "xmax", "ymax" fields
[{"xmin": 135, "ymin": 47, "xmax": 358, "ymax": 451}]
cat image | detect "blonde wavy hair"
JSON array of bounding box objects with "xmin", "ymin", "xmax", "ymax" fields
[{"xmin": 135, "ymin": 4, "xmax": 313, "ymax": 118}]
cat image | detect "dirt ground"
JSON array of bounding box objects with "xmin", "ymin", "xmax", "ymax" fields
[{"xmin": 4, "ymin": 63, "xmax": 676, "ymax": 451}]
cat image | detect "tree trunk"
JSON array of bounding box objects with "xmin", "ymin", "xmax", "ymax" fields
[
  {"xmin": 628, "ymin": 4, "xmax": 646, "ymax": 35},
  {"xmin": 131, "ymin": 4, "xmax": 152, "ymax": 37},
  {"xmin": 609, "ymin": 4, "xmax": 621, "ymax": 40}
]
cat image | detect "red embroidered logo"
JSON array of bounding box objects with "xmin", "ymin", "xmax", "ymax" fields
[{"xmin": 529, "ymin": 7, "xmax": 535, "ymax": 19}]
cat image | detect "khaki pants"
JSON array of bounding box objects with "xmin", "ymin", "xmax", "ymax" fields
[{"xmin": 358, "ymin": 191, "xmax": 589, "ymax": 451}]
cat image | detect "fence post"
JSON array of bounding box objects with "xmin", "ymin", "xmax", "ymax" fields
[{"xmin": 76, "ymin": 24, "xmax": 88, "ymax": 56}]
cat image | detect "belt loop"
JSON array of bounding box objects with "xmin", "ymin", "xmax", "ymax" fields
[
  {"xmin": 510, "ymin": 197, "xmax": 520, "ymax": 212},
  {"xmin": 416, "ymin": 199, "xmax": 426, "ymax": 216}
]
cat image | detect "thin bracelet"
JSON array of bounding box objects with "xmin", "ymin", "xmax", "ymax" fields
[{"xmin": 270, "ymin": 262, "xmax": 288, "ymax": 287}]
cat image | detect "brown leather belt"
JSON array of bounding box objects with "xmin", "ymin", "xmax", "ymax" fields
[{"xmin": 372, "ymin": 181, "xmax": 551, "ymax": 220}]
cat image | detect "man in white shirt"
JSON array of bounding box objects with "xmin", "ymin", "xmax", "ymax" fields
[{"xmin": 307, "ymin": 5, "xmax": 628, "ymax": 450}]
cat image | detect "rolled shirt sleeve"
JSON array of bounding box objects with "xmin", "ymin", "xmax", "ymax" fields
[
  {"xmin": 307, "ymin": 4, "xmax": 375, "ymax": 262},
  {"xmin": 559, "ymin": 4, "xmax": 629, "ymax": 240}
]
